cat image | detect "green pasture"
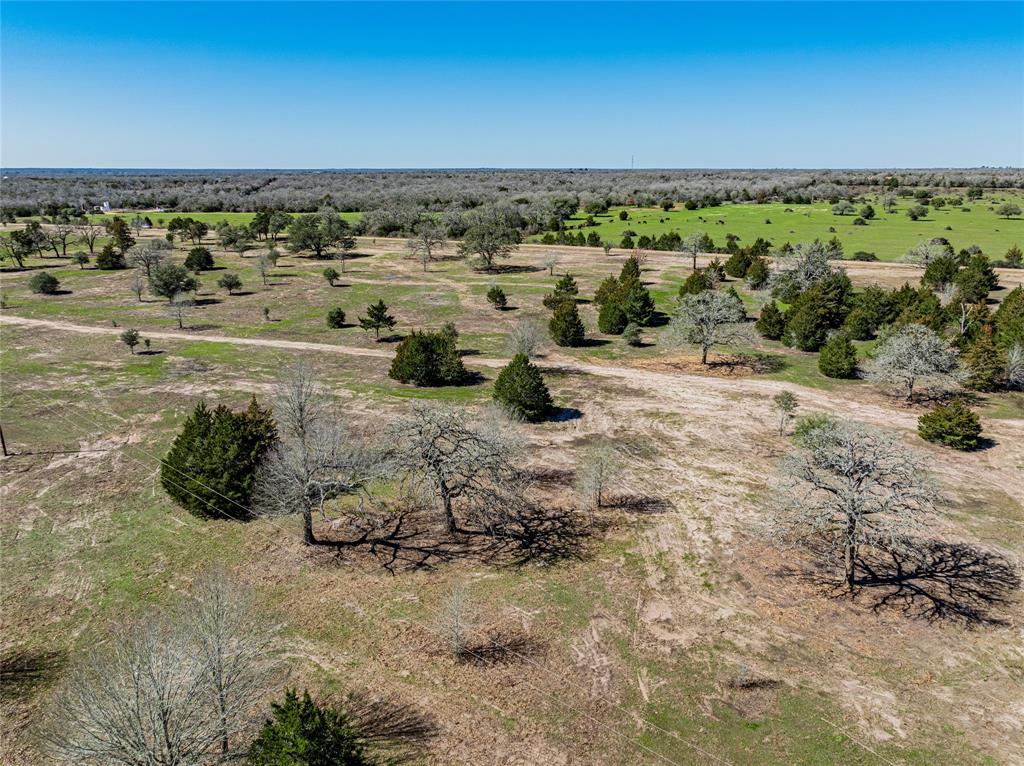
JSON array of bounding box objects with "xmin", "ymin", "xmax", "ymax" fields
[{"xmin": 535, "ymin": 193, "xmax": 1024, "ymax": 262}]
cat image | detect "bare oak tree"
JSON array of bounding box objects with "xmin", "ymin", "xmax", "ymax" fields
[
  {"xmin": 387, "ymin": 405, "xmax": 523, "ymax": 534},
  {"xmin": 770, "ymin": 420, "xmax": 939, "ymax": 590},
  {"xmin": 41, "ymin": 572, "xmax": 280, "ymax": 766},
  {"xmin": 668, "ymin": 289, "xmax": 748, "ymax": 365},
  {"xmin": 128, "ymin": 239, "xmax": 171, "ymax": 279},
  {"xmin": 405, "ymin": 220, "xmax": 446, "ymax": 272},
  {"xmin": 506, "ymin": 317, "xmax": 545, "ymax": 359},
  {"xmin": 75, "ymin": 218, "xmax": 103, "ymax": 254},
  {"xmin": 254, "ymin": 362, "xmax": 374, "ymax": 545},
  {"xmin": 868, "ymin": 324, "xmax": 961, "ymax": 400}
]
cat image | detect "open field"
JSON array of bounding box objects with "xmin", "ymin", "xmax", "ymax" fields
[
  {"xmin": 535, "ymin": 193, "xmax": 1024, "ymax": 262},
  {"xmin": 2, "ymin": 227, "xmax": 1023, "ymax": 765}
]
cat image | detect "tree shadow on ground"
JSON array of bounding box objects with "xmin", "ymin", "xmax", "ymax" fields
[
  {"xmin": 0, "ymin": 647, "xmax": 66, "ymax": 702},
  {"xmin": 459, "ymin": 630, "xmax": 547, "ymax": 666},
  {"xmin": 314, "ymin": 502, "xmax": 594, "ymax": 574},
  {"xmin": 711, "ymin": 353, "xmax": 786, "ymax": 374},
  {"xmin": 792, "ymin": 539, "xmax": 1021, "ymax": 626},
  {"xmin": 480, "ymin": 264, "xmax": 544, "ymax": 275},
  {"xmin": 851, "ymin": 541, "xmax": 1020, "ymax": 625},
  {"xmin": 611, "ymin": 494, "xmax": 673, "ymax": 515},
  {"xmin": 550, "ymin": 407, "xmax": 582, "ymax": 422}
]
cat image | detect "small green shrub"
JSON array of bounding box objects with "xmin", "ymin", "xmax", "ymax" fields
[
  {"xmin": 326, "ymin": 307, "xmax": 346, "ymax": 328},
  {"xmin": 917, "ymin": 400, "xmax": 982, "ymax": 450},
  {"xmin": 818, "ymin": 334, "xmax": 858, "ymax": 378},
  {"xmin": 28, "ymin": 272, "xmax": 60, "ymax": 294}
]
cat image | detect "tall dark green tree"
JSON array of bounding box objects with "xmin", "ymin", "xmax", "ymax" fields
[
  {"xmin": 248, "ymin": 689, "xmax": 371, "ymax": 766},
  {"xmin": 549, "ymin": 300, "xmax": 585, "ymax": 347},
  {"xmin": 755, "ymin": 301, "xmax": 786, "ymax": 340},
  {"xmin": 160, "ymin": 397, "xmax": 277, "ymax": 519},
  {"xmin": 818, "ymin": 334, "xmax": 858, "ymax": 378},
  {"xmin": 493, "ymin": 354, "xmax": 554, "ymax": 422}
]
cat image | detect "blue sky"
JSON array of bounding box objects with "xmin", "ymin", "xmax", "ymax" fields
[{"xmin": 1, "ymin": 1, "xmax": 1021, "ymax": 168}]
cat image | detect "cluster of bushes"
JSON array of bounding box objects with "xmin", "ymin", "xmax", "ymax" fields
[
  {"xmin": 593, "ymin": 255, "xmax": 656, "ymax": 334},
  {"xmin": 388, "ymin": 325, "xmax": 467, "ymax": 386}
]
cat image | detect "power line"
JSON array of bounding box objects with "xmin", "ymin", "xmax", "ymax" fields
[{"xmin": 7, "ymin": 388, "xmax": 709, "ymax": 766}]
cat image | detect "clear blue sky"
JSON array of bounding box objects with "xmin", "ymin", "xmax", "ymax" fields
[{"xmin": 2, "ymin": 1, "xmax": 1021, "ymax": 168}]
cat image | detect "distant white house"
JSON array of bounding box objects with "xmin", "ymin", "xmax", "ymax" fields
[{"xmin": 101, "ymin": 201, "xmax": 111, "ymax": 213}]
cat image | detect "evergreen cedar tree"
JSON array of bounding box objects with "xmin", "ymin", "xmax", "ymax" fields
[
  {"xmin": 28, "ymin": 272, "xmax": 60, "ymax": 295},
  {"xmin": 358, "ymin": 300, "xmax": 396, "ymax": 339},
  {"xmin": 994, "ymin": 286, "xmax": 1024, "ymax": 347},
  {"xmin": 96, "ymin": 243, "xmax": 127, "ymax": 270},
  {"xmin": 962, "ymin": 332, "xmax": 1003, "ymax": 391},
  {"xmin": 493, "ymin": 353, "xmax": 553, "ymax": 422},
  {"xmin": 549, "ymin": 300, "xmax": 585, "ymax": 347},
  {"xmin": 160, "ymin": 397, "xmax": 277, "ymax": 520},
  {"xmin": 486, "ymin": 285, "xmax": 508, "ymax": 309},
  {"xmin": 917, "ymin": 400, "xmax": 983, "ymax": 451},
  {"xmin": 592, "ymin": 256, "xmax": 656, "ymax": 334},
  {"xmin": 184, "ymin": 247, "xmax": 214, "ymax": 272},
  {"xmin": 755, "ymin": 301, "xmax": 786, "ymax": 340},
  {"xmin": 818, "ymin": 334, "xmax": 858, "ymax": 378},
  {"xmin": 326, "ymin": 307, "xmax": 347, "ymax": 329},
  {"xmin": 388, "ymin": 330, "xmax": 466, "ymax": 387},
  {"xmin": 542, "ymin": 273, "xmax": 579, "ymax": 310},
  {"xmin": 679, "ymin": 270, "xmax": 711, "ymax": 296},
  {"xmin": 745, "ymin": 257, "xmax": 770, "ymax": 289},
  {"xmin": 248, "ymin": 689, "xmax": 371, "ymax": 766}
]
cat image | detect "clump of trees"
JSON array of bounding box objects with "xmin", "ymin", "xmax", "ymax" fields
[
  {"xmin": 457, "ymin": 222, "xmax": 520, "ymax": 270},
  {"xmin": 287, "ymin": 207, "xmax": 355, "ymax": 262},
  {"xmin": 161, "ymin": 398, "xmax": 277, "ymax": 519},
  {"xmin": 493, "ymin": 354, "xmax": 553, "ymax": 422},
  {"xmin": 388, "ymin": 330, "xmax": 467, "ymax": 387},
  {"xmin": 593, "ymin": 256, "xmax": 656, "ymax": 334}
]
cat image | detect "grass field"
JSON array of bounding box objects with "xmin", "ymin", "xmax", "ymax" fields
[
  {"xmin": 2, "ymin": 233, "xmax": 1023, "ymax": 765},
  {"xmin": 534, "ymin": 193, "xmax": 1024, "ymax": 262}
]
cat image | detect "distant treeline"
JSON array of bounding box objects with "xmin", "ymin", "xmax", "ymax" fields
[{"xmin": 2, "ymin": 168, "xmax": 1021, "ymax": 217}]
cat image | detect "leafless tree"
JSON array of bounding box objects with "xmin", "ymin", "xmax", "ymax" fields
[
  {"xmin": 541, "ymin": 253, "xmax": 560, "ymax": 276},
  {"xmin": 574, "ymin": 441, "xmax": 621, "ymax": 510},
  {"xmin": 75, "ymin": 219, "xmax": 103, "ymax": 254},
  {"xmin": 769, "ymin": 420, "xmax": 939, "ymax": 590},
  {"xmin": 506, "ymin": 318, "xmax": 545, "ymax": 358},
  {"xmin": 130, "ymin": 269, "xmax": 146, "ymax": 302},
  {"xmin": 189, "ymin": 570, "xmax": 281, "ymax": 759},
  {"xmin": 256, "ymin": 252, "xmax": 272, "ymax": 286},
  {"xmin": 254, "ymin": 363, "xmax": 375, "ymax": 546},
  {"xmin": 867, "ymin": 324, "xmax": 961, "ymax": 400},
  {"xmin": 770, "ymin": 240, "xmax": 838, "ymax": 295},
  {"xmin": 128, "ymin": 239, "xmax": 171, "ymax": 279},
  {"xmin": 405, "ymin": 220, "xmax": 445, "ymax": 272},
  {"xmin": 438, "ymin": 582, "xmax": 473, "ymax": 658},
  {"xmin": 680, "ymin": 231, "xmax": 709, "ymax": 270},
  {"xmin": 1007, "ymin": 343, "xmax": 1024, "ymax": 390},
  {"xmin": 387, "ymin": 405, "xmax": 524, "ymax": 534},
  {"xmin": 902, "ymin": 240, "xmax": 950, "ymax": 268},
  {"xmin": 45, "ymin": 221, "xmax": 77, "ymax": 257},
  {"xmin": 40, "ymin": 573, "xmax": 281, "ymax": 766},
  {"xmin": 168, "ymin": 292, "xmax": 195, "ymax": 329},
  {"xmin": 668, "ymin": 289, "xmax": 748, "ymax": 365}
]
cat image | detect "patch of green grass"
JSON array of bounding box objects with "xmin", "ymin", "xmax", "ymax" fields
[{"xmin": 534, "ymin": 193, "xmax": 1024, "ymax": 262}]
